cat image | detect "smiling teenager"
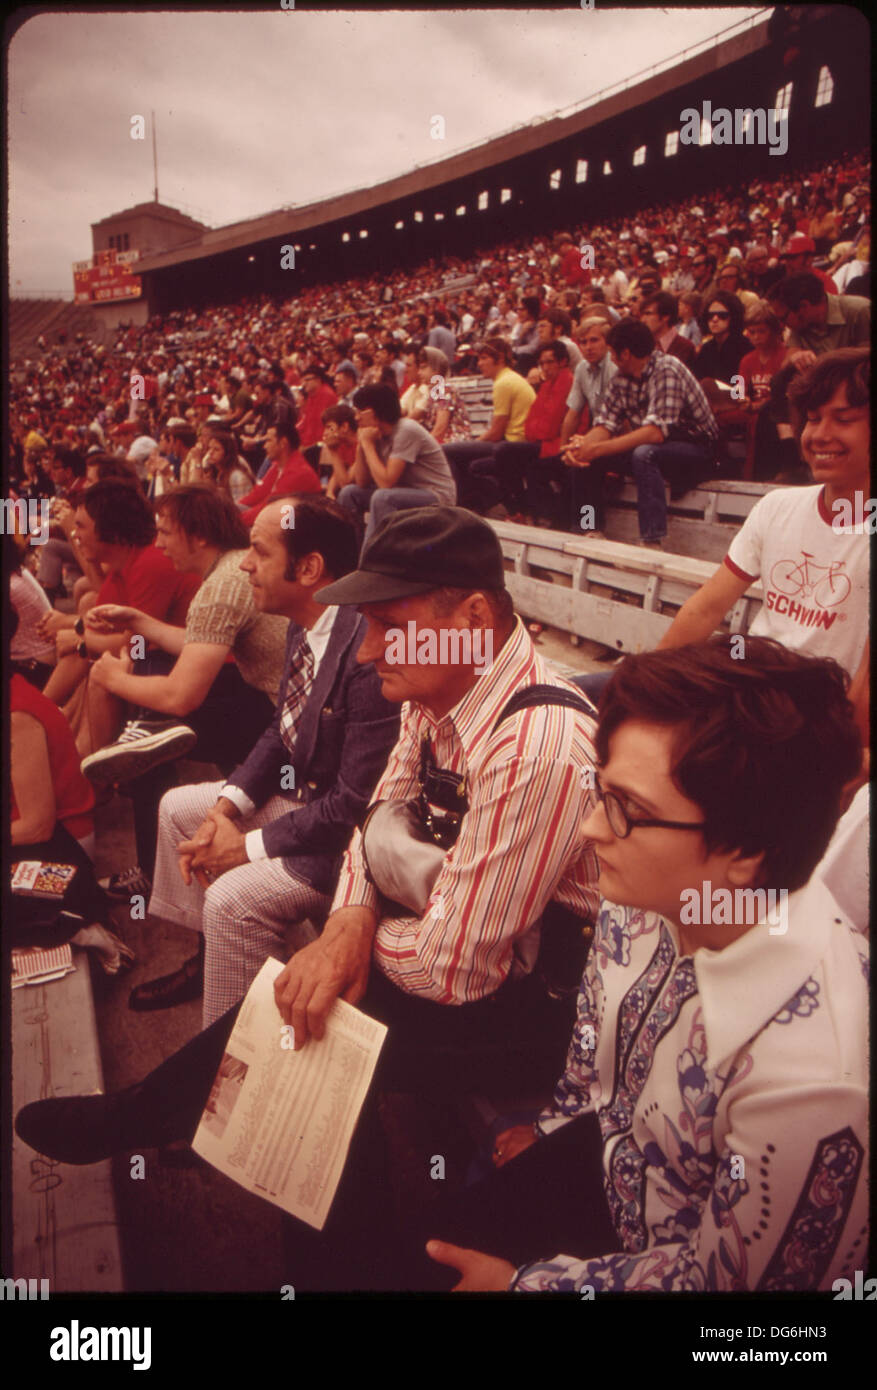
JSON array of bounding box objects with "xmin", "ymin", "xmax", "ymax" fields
[{"xmin": 657, "ymin": 349, "xmax": 870, "ymax": 745}]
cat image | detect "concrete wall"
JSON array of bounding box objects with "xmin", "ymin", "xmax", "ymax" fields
[
  {"xmin": 92, "ymin": 298, "xmax": 151, "ymax": 337},
  {"xmin": 92, "ymin": 206, "xmax": 206, "ymax": 259}
]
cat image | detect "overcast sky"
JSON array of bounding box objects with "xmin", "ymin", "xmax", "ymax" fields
[{"xmin": 9, "ymin": 5, "xmax": 766, "ymax": 295}]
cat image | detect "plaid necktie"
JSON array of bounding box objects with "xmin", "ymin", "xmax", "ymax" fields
[{"xmin": 278, "ymin": 633, "xmax": 315, "ymax": 756}]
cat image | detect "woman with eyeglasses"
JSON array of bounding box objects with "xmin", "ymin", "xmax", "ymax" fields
[{"xmin": 692, "ymin": 289, "xmax": 749, "ymax": 384}]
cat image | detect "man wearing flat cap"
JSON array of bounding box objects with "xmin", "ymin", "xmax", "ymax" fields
[{"xmin": 272, "ymin": 504, "xmax": 602, "ymax": 1094}]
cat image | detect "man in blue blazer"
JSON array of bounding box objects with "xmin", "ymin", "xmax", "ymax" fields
[{"xmin": 132, "ymin": 495, "xmax": 400, "ymax": 1024}]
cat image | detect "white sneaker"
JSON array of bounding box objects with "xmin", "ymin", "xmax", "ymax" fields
[
  {"xmin": 99, "ymin": 865, "xmax": 152, "ymax": 900},
  {"xmin": 81, "ymin": 720, "xmax": 197, "ymax": 787}
]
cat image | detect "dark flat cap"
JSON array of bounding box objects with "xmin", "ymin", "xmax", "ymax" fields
[{"xmin": 316, "ymin": 506, "xmax": 506, "ymax": 605}]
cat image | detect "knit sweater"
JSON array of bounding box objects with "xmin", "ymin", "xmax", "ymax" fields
[{"xmin": 185, "ymin": 549, "xmax": 289, "ymax": 699}]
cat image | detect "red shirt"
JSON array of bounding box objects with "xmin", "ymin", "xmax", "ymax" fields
[
  {"xmin": 561, "ymin": 244, "xmax": 591, "ymax": 288},
  {"xmin": 239, "ymin": 452, "xmax": 322, "ymax": 526},
  {"xmin": 739, "ymin": 344, "xmax": 787, "ymax": 404},
  {"xmin": 11, "ymin": 674, "xmax": 95, "ymax": 841},
  {"xmin": 524, "ymin": 368, "xmax": 574, "ymax": 457},
  {"xmin": 297, "ymin": 384, "xmax": 338, "ymax": 447},
  {"xmin": 96, "ymin": 544, "xmax": 200, "ymax": 628}
]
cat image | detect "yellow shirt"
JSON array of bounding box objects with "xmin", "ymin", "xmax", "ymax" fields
[{"xmin": 493, "ymin": 367, "xmax": 536, "ymax": 442}]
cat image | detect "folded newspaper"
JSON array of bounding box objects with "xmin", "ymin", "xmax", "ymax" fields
[{"xmin": 192, "ymin": 958, "xmax": 387, "ymax": 1230}]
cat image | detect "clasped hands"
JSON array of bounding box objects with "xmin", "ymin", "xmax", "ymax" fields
[
  {"xmin": 562, "ymin": 434, "xmax": 605, "ymax": 467},
  {"xmin": 177, "ymin": 807, "xmax": 249, "ymax": 888}
]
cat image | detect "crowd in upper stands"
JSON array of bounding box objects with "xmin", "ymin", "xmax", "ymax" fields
[{"xmin": 10, "ymin": 151, "xmax": 870, "ymax": 536}]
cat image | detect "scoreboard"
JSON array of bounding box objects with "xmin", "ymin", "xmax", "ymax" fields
[{"xmin": 73, "ymin": 248, "xmax": 142, "ymax": 304}]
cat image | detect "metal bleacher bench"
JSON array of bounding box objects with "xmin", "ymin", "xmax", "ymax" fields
[
  {"xmin": 446, "ymin": 377, "xmax": 780, "ymax": 566},
  {"xmin": 488, "ymin": 521, "xmax": 764, "ymax": 653},
  {"xmin": 601, "ymin": 479, "xmax": 781, "ymax": 563},
  {"xmin": 12, "ymin": 951, "xmax": 123, "ymax": 1292},
  {"xmin": 448, "ymin": 374, "xmax": 493, "ymax": 432}
]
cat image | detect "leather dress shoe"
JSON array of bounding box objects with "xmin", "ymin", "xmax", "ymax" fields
[
  {"xmin": 129, "ymin": 950, "xmax": 204, "ymax": 1012},
  {"xmin": 15, "ymin": 1087, "xmax": 184, "ymax": 1165}
]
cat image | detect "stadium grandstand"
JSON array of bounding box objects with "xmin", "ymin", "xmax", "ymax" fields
[{"xmin": 7, "ymin": 2, "xmax": 870, "ymax": 1310}]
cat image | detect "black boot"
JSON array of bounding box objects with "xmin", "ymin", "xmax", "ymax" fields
[{"xmin": 128, "ymin": 938, "xmax": 204, "ymax": 1012}]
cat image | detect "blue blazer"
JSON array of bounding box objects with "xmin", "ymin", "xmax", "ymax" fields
[{"xmin": 226, "ymin": 606, "xmax": 400, "ymax": 895}]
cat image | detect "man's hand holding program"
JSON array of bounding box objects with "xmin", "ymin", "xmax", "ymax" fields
[{"xmin": 273, "ymin": 907, "xmax": 378, "ymax": 1047}]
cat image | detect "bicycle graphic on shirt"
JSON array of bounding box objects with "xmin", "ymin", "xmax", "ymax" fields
[{"xmin": 770, "ymin": 552, "xmax": 851, "ymax": 609}]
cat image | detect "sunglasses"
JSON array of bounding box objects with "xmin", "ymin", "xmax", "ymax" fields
[{"xmin": 708, "ymin": 310, "xmax": 731, "ymax": 320}]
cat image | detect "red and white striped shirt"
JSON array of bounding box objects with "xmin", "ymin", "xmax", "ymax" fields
[{"xmin": 331, "ymin": 617, "xmax": 600, "ymax": 1004}]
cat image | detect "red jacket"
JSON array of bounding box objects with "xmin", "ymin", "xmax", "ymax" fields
[
  {"xmin": 297, "ymin": 385, "xmax": 338, "ymax": 447},
  {"xmin": 239, "ymin": 452, "xmax": 322, "ymax": 525}
]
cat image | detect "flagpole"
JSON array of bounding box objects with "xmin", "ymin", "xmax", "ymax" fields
[{"xmin": 152, "ymin": 110, "xmax": 159, "ymax": 203}]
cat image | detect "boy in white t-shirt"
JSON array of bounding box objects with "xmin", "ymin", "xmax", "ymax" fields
[{"xmin": 658, "ymin": 348, "xmax": 870, "ymax": 729}]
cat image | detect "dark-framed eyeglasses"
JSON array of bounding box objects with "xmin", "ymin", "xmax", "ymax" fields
[{"xmin": 594, "ymin": 777, "xmax": 706, "ymax": 839}]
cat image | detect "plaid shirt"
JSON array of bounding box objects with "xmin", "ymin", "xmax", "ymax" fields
[{"xmin": 595, "ymin": 350, "xmax": 718, "ymax": 448}]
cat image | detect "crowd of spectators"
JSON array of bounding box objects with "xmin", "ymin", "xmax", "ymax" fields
[
  {"xmin": 10, "ymin": 151, "xmax": 870, "ymax": 542},
  {"xmin": 6, "ymin": 146, "xmax": 871, "ymax": 1296}
]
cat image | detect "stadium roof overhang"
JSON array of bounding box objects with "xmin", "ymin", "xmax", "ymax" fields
[{"xmin": 134, "ymin": 15, "xmax": 775, "ymax": 276}]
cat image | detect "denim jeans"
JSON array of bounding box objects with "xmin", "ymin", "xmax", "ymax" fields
[
  {"xmin": 442, "ymin": 441, "xmax": 500, "ymax": 512},
  {"xmin": 337, "ymin": 484, "xmax": 442, "ymax": 542},
  {"xmin": 493, "ymin": 441, "xmax": 540, "ymax": 514},
  {"xmin": 629, "ymin": 440, "xmax": 715, "ymax": 542}
]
